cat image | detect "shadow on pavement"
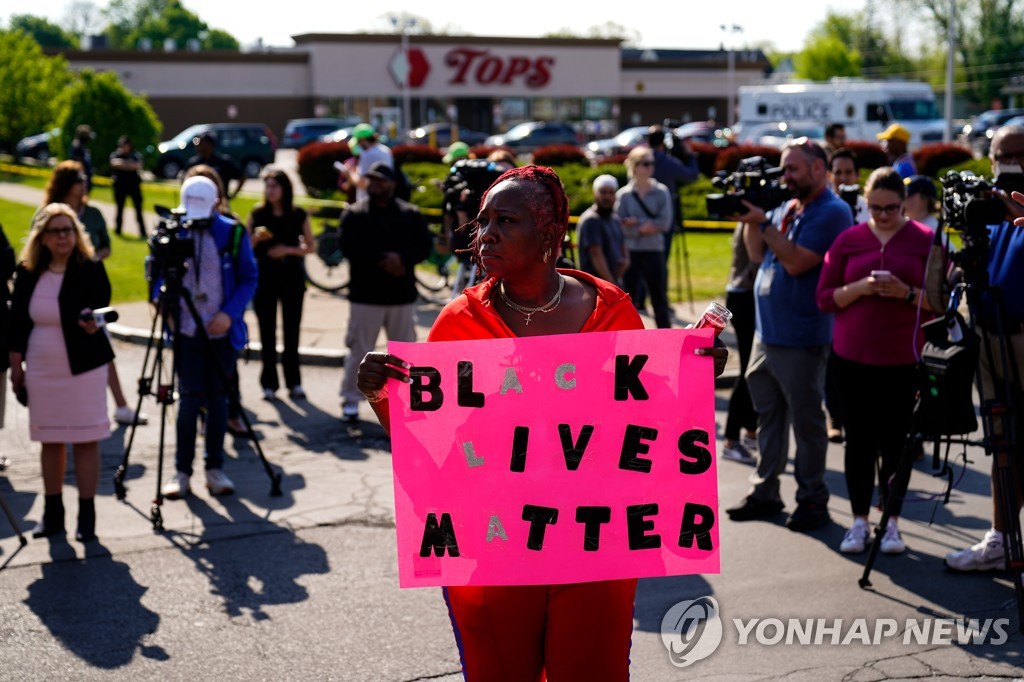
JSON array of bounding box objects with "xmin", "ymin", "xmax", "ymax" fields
[
  {"xmin": 24, "ymin": 540, "xmax": 167, "ymax": 668},
  {"xmin": 173, "ymin": 494, "xmax": 330, "ymax": 620},
  {"xmin": 634, "ymin": 574, "xmax": 715, "ymax": 633}
]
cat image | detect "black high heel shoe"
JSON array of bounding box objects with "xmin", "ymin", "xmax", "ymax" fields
[
  {"xmin": 32, "ymin": 494, "xmax": 65, "ymax": 539},
  {"xmin": 75, "ymin": 498, "xmax": 97, "ymax": 543}
]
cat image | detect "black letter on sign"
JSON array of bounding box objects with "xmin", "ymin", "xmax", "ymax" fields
[
  {"xmin": 614, "ymin": 354, "xmax": 649, "ymax": 401},
  {"xmin": 575, "ymin": 506, "xmax": 611, "ymax": 551},
  {"xmin": 510, "ymin": 426, "xmax": 529, "ymax": 473},
  {"xmin": 522, "ymin": 505, "xmax": 559, "ymax": 551},
  {"xmin": 678, "ymin": 503, "xmax": 715, "ymax": 550},
  {"xmin": 619, "ymin": 424, "xmax": 658, "ymax": 473},
  {"xmin": 626, "ymin": 504, "xmax": 662, "ymax": 550},
  {"xmin": 558, "ymin": 424, "xmax": 595, "ymax": 471},
  {"xmin": 457, "ymin": 361, "xmax": 485, "ymax": 408},
  {"xmin": 419, "ymin": 512, "xmax": 460, "ymax": 557},
  {"xmin": 678, "ymin": 429, "xmax": 712, "ymax": 475},
  {"xmin": 409, "ymin": 367, "xmax": 443, "ymax": 411}
]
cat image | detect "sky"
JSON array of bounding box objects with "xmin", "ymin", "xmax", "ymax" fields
[{"xmin": 1, "ymin": 0, "xmax": 872, "ymax": 53}]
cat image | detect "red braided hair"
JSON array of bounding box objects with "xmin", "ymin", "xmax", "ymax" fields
[{"xmin": 462, "ymin": 165, "xmax": 569, "ymax": 266}]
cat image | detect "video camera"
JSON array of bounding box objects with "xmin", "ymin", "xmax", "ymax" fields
[
  {"xmin": 838, "ymin": 183, "xmax": 861, "ymax": 217},
  {"xmin": 705, "ymin": 156, "xmax": 789, "ymax": 219},
  {"xmin": 444, "ymin": 159, "xmax": 505, "ymax": 217},
  {"xmin": 443, "ymin": 159, "xmax": 506, "ymax": 260},
  {"xmin": 144, "ymin": 206, "xmax": 211, "ymax": 287},
  {"xmin": 941, "ymin": 164, "xmax": 1024, "ymax": 288}
]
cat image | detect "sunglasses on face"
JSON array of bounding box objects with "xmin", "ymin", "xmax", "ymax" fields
[
  {"xmin": 636, "ymin": 160, "xmax": 654, "ymax": 167},
  {"xmin": 44, "ymin": 226, "xmax": 75, "ymax": 236},
  {"xmin": 868, "ymin": 203, "xmax": 902, "ymax": 214}
]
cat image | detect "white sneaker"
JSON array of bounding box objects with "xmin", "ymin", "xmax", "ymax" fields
[
  {"xmin": 880, "ymin": 520, "xmax": 906, "ymax": 554},
  {"xmin": 289, "ymin": 385, "xmax": 306, "ymax": 400},
  {"xmin": 840, "ymin": 518, "xmax": 871, "ymax": 554},
  {"xmin": 205, "ymin": 469, "xmax": 235, "ymax": 496},
  {"xmin": 342, "ymin": 401, "xmax": 359, "ymax": 422},
  {"xmin": 114, "ymin": 405, "xmax": 148, "ymax": 426},
  {"xmin": 945, "ymin": 530, "xmax": 1006, "ymax": 572},
  {"xmin": 262, "ymin": 388, "xmax": 276, "ymax": 401},
  {"xmin": 163, "ymin": 471, "xmax": 191, "ymax": 500},
  {"xmin": 721, "ymin": 443, "xmax": 756, "ymax": 465}
]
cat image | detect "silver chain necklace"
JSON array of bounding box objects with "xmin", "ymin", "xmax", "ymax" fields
[{"xmin": 498, "ymin": 276, "xmax": 565, "ymax": 325}]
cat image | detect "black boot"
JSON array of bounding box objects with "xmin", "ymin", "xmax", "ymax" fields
[
  {"xmin": 32, "ymin": 494, "xmax": 65, "ymax": 539},
  {"xmin": 76, "ymin": 498, "xmax": 97, "ymax": 542}
]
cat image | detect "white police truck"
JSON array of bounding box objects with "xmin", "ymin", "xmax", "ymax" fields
[{"xmin": 738, "ymin": 79, "xmax": 946, "ymax": 147}]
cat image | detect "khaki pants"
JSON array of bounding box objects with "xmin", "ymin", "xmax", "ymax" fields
[{"xmin": 340, "ymin": 302, "xmax": 417, "ymax": 405}]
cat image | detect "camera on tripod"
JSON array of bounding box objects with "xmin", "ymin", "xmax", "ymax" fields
[
  {"xmin": 144, "ymin": 207, "xmax": 212, "ymax": 288},
  {"xmin": 705, "ymin": 156, "xmax": 790, "ymax": 219}
]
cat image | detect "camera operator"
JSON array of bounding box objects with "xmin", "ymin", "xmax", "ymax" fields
[
  {"xmin": 726, "ymin": 139, "xmax": 853, "ymax": 532},
  {"xmin": 160, "ymin": 176, "xmax": 258, "ymax": 500},
  {"xmin": 945, "ymin": 124, "xmax": 1024, "ymax": 571}
]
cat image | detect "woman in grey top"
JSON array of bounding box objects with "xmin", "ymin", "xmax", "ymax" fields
[{"xmin": 616, "ymin": 146, "xmax": 674, "ymax": 328}]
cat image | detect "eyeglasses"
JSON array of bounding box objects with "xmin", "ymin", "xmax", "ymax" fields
[
  {"xmin": 44, "ymin": 226, "xmax": 75, "ymax": 236},
  {"xmin": 636, "ymin": 160, "xmax": 654, "ymax": 167},
  {"xmin": 868, "ymin": 203, "xmax": 902, "ymax": 214}
]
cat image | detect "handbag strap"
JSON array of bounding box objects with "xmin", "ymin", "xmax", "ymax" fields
[{"xmin": 630, "ymin": 190, "xmax": 658, "ymax": 219}]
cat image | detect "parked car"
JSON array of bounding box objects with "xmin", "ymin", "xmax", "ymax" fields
[
  {"xmin": 282, "ymin": 117, "xmax": 361, "ymax": 149},
  {"xmin": 584, "ymin": 126, "xmax": 652, "ymax": 163},
  {"xmin": 321, "ymin": 126, "xmax": 393, "ymax": 146},
  {"xmin": 485, "ymin": 121, "xmax": 582, "ymax": 154},
  {"xmin": 15, "ymin": 128, "xmax": 59, "ymax": 161},
  {"xmin": 674, "ymin": 121, "xmax": 731, "ymax": 147},
  {"xmin": 963, "ymin": 108, "xmax": 1024, "ymax": 155},
  {"xmin": 404, "ymin": 123, "xmax": 488, "ymax": 148},
  {"xmin": 155, "ymin": 123, "xmax": 277, "ymax": 180},
  {"xmin": 736, "ymin": 121, "xmax": 825, "ymax": 148}
]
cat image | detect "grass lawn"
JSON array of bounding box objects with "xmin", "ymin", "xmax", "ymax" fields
[
  {"xmin": 665, "ymin": 231, "xmax": 734, "ymax": 302},
  {"xmin": 0, "ymin": 197, "xmax": 151, "ymax": 304}
]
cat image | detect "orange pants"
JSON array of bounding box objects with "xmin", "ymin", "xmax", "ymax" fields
[{"xmin": 442, "ymin": 579, "xmax": 637, "ymax": 682}]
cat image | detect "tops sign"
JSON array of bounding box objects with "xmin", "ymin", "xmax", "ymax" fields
[{"xmin": 391, "ymin": 47, "xmax": 556, "ymax": 89}]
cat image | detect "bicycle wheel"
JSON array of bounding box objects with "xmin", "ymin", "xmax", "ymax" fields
[{"xmin": 305, "ymin": 251, "xmax": 349, "ymax": 292}]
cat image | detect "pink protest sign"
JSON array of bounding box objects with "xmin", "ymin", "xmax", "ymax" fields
[{"xmin": 388, "ymin": 328, "xmax": 719, "ymax": 588}]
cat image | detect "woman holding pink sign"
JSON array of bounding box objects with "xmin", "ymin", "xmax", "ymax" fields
[
  {"xmin": 816, "ymin": 166, "xmax": 935, "ymax": 557},
  {"xmin": 358, "ymin": 165, "xmax": 726, "ymax": 680}
]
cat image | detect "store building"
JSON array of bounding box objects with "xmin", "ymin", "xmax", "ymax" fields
[{"xmin": 60, "ymin": 33, "xmax": 770, "ymax": 141}]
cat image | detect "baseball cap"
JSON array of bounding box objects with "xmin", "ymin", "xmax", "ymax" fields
[
  {"xmin": 177, "ymin": 176, "xmax": 219, "ymax": 220},
  {"xmin": 905, "ymin": 175, "xmax": 937, "ymax": 198},
  {"xmin": 443, "ymin": 141, "xmax": 470, "ymax": 165},
  {"xmin": 364, "ymin": 161, "xmax": 396, "ymax": 182},
  {"xmin": 877, "ymin": 124, "xmax": 911, "ymax": 143},
  {"xmin": 352, "ymin": 123, "xmax": 376, "ymax": 140}
]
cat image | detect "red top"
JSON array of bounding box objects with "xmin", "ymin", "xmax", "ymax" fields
[
  {"xmin": 816, "ymin": 220, "xmax": 935, "ymax": 366},
  {"xmin": 428, "ymin": 269, "xmax": 644, "ymax": 342}
]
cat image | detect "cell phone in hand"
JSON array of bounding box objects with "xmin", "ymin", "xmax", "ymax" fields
[{"xmin": 870, "ymin": 270, "xmax": 892, "ymax": 282}]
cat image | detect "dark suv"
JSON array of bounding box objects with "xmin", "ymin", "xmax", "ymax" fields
[
  {"xmin": 155, "ymin": 123, "xmax": 277, "ymax": 179},
  {"xmin": 484, "ymin": 121, "xmax": 582, "ymax": 153},
  {"xmin": 965, "ymin": 108, "xmax": 1024, "ymax": 155}
]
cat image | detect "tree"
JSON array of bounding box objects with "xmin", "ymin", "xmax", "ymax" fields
[
  {"xmin": 794, "ymin": 35, "xmax": 862, "ymax": 80},
  {"xmin": 8, "ymin": 14, "xmax": 77, "ymax": 48},
  {"xmin": 902, "ymin": 0, "xmax": 1024, "ymax": 107},
  {"xmin": 0, "ymin": 29, "xmax": 71, "ymax": 149},
  {"xmin": 102, "ymin": 0, "xmax": 239, "ymax": 51},
  {"xmin": 61, "ymin": 0, "xmax": 104, "ymax": 41},
  {"xmin": 53, "ymin": 69, "xmax": 162, "ymax": 174}
]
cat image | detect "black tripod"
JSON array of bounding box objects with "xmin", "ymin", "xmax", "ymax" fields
[
  {"xmin": 113, "ymin": 268, "xmax": 282, "ymax": 531},
  {"xmin": 858, "ymin": 281, "xmax": 1024, "ymax": 632},
  {"xmin": 0, "ymin": 486, "xmax": 28, "ymax": 568}
]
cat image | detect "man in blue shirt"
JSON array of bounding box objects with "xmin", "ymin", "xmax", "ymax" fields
[
  {"xmin": 726, "ymin": 139, "xmax": 853, "ymax": 531},
  {"xmin": 945, "ymin": 125, "xmax": 1024, "ymax": 571},
  {"xmin": 877, "ymin": 124, "xmax": 917, "ymax": 179}
]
